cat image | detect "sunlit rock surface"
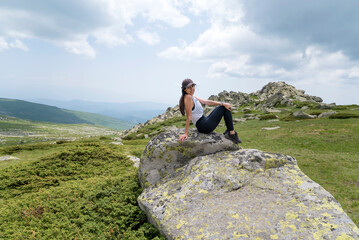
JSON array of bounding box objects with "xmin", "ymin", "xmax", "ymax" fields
[
  {"xmin": 138, "ymin": 131, "xmax": 359, "ymax": 239},
  {"xmin": 138, "ymin": 128, "xmax": 239, "ymax": 189}
]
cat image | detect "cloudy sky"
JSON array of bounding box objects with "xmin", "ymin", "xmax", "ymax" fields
[{"xmin": 1, "ymin": 0, "xmax": 358, "ymax": 106}]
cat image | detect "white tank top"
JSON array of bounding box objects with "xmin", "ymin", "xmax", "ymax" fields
[{"xmin": 191, "ymin": 97, "xmax": 203, "ymax": 125}]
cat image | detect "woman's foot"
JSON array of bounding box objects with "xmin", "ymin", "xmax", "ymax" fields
[{"xmin": 224, "ymin": 131, "xmax": 242, "ymax": 144}]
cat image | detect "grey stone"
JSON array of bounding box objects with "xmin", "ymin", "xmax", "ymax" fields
[
  {"xmin": 267, "ymin": 119, "xmax": 280, "ymax": 122},
  {"xmin": 318, "ymin": 111, "xmax": 337, "ymax": 118},
  {"xmin": 0, "ymin": 155, "xmax": 20, "ymax": 161},
  {"xmin": 261, "ymin": 126, "xmax": 281, "ymax": 130},
  {"xmin": 127, "ymin": 155, "xmax": 140, "ymax": 168},
  {"xmin": 138, "ymin": 128, "xmax": 239, "ymax": 189},
  {"xmin": 264, "ymin": 108, "xmax": 281, "ymax": 113},
  {"xmin": 316, "ymin": 103, "xmax": 336, "ymax": 109},
  {"xmin": 293, "ymin": 110, "xmax": 316, "ymax": 119},
  {"xmin": 138, "ymin": 146, "xmax": 359, "ymax": 239},
  {"xmin": 234, "ymin": 118, "xmax": 246, "ymax": 123}
]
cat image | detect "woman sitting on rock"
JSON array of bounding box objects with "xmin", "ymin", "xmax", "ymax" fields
[{"xmin": 178, "ymin": 78, "xmax": 242, "ymax": 144}]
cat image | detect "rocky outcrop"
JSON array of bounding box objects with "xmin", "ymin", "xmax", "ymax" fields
[
  {"xmin": 121, "ymin": 81, "xmax": 330, "ymax": 139},
  {"xmin": 209, "ymin": 81, "xmax": 325, "ymax": 109},
  {"xmin": 138, "ymin": 129, "xmax": 359, "ymax": 240},
  {"xmin": 138, "ymin": 128, "xmax": 239, "ymax": 188}
]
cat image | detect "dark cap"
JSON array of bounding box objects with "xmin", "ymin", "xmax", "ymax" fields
[{"xmin": 182, "ymin": 79, "xmax": 196, "ymax": 89}]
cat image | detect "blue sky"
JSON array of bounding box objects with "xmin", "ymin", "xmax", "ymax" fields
[{"xmin": 0, "ymin": 0, "xmax": 358, "ymax": 106}]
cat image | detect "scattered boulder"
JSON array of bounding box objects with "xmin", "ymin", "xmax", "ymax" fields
[
  {"xmin": 318, "ymin": 111, "xmax": 337, "ymax": 118},
  {"xmin": 138, "ymin": 134, "xmax": 359, "ymax": 239},
  {"xmin": 139, "ymin": 128, "xmax": 239, "ymax": 188},
  {"xmin": 293, "ymin": 110, "xmax": 316, "ymax": 119},
  {"xmin": 316, "ymin": 103, "xmax": 336, "ymax": 109},
  {"xmin": 127, "ymin": 155, "xmax": 140, "ymax": 168},
  {"xmin": 264, "ymin": 108, "xmax": 281, "ymax": 113},
  {"xmin": 262, "ymin": 126, "xmax": 281, "ymax": 130},
  {"xmin": 0, "ymin": 155, "xmax": 20, "ymax": 161}
]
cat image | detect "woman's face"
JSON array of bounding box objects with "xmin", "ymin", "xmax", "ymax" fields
[{"xmin": 185, "ymin": 85, "xmax": 195, "ymax": 95}]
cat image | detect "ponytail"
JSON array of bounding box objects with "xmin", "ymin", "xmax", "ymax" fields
[{"xmin": 179, "ymin": 89, "xmax": 186, "ymax": 116}]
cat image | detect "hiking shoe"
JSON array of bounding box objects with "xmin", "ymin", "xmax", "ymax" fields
[
  {"xmin": 225, "ymin": 131, "xmax": 242, "ymax": 144},
  {"xmin": 223, "ymin": 129, "xmax": 229, "ymax": 135}
]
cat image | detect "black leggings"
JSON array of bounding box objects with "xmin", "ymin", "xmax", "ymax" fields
[{"xmin": 195, "ymin": 106, "xmax": 234, "ymax": 134}]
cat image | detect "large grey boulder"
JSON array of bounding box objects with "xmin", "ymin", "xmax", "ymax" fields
[
  {"xmin": 138, "ymin": 133, "xmax": 359, "ymax": 239},
  {"xmin": 139, "ymin": 128, "xmax": 239, "ymax": 189}
]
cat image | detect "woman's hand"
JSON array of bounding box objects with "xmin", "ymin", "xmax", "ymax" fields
[
  {"xmin": 222, "ymin": 102, "xmax": 232, "ymax": 111},
  {"xmin": 178, "ymin": 133, "xmax": 188, "ymax": 142}
]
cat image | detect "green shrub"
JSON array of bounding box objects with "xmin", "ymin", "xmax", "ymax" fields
[
  {"xmin": 242, "ymin": 108, "xmax": 251, "ymax": 114},
  {"xmin": 259, "ymin": 114, "xmax": 277, "ymax": 120},
  {"xmin": 307, "ymin": 111, "xmax": 324, "ymax": 116},
  {"xmin": 0, "ymin": 144, "xmax": 164, "ymax": 239},
  {"xmin": 56, "ymin": 140, "xmax": 70, "ymax": 144},
  {"xmin": 280, "ymin": 114, "xmax": 297, "ymax": 121},
  {"xmin": 99, "ymin": 136, "xmax": 111, "ymax": 140},
  {"xmin": 293, "ymin": 101, "xmax": 317, "ymax": 108},
  {"xmin": 0, "ymin": 144, "xmax": 131, "ymax": 198},
  {"xmin": 329, "ymin": 113, "xmax": 359, "ymax": 119},
  {"xmin": 332, "ymin": 104, "xmax": 359, "ymax": 110},
  {"xmin": 0, "ymin": 142, "xmax": 55, "ymax": 155}
]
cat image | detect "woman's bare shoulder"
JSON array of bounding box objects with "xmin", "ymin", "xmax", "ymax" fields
[{"xmin": 184, "ymin": 94, "xmax": 192, "ymax": 101}]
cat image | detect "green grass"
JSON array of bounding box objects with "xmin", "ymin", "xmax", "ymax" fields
[
  {"xmin": 65, "ymin": 109, "xmax": 135, "ymax": 130},
  {"xmin": 0, "ymin": 98, "xmax": 134, "ymax": 130},
  {"xmin": 0, "ymin": 141, "xmax": 163, "ymax": 239},
  {"xmin": 1, "ymin": 106, "xmax": 358, "ymax": 238},
  {"xmin": 0, "ymin": 117, "xmax": 121, "ymax": 146}
]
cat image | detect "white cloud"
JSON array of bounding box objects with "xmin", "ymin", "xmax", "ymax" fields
[
  {"xmin": 0, "ymin": 37, "xmax": 9, "ymax": 51},
  {"xmin": 9, "ymin": 39, "xmax": 28, "ymax": 51},
  {"xmin": 0, "ymin": 37, "xmax": 28, "ymax": 52},
  {"xmin": 137, "ymin": 29, "xmax": 160, "ymax": 45},
  {"xmin": 59, "ymin": 37, "xmax": 96, "ymax": 59},
  {"xmin": 158, "ymin": 0, "xmax": 359, "ymax": 91},
  {"xmin": 0, "ymin": 0, "xmax": 190, "ymax": 57}
]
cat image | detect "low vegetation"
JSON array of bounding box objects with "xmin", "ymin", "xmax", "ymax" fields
[
  {"xmin": 0, "ymin": 141, "xmax": 164, "ymax": 239},
  {"xmin": 329, "ymin": 112, "xmax": 359, "ymax": 119},
  {"xmin": 0, "ymin": 104, "xmax": 358, "ymax": 238}
]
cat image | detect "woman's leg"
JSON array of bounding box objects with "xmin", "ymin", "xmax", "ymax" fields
[{"xmin": 196, "ymin": 106, "xmax": 234, "ymax": 133}]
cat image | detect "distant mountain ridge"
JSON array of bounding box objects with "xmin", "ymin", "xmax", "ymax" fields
[
  {"xmin": 28, "ymin": 99, "xmax": 170, "ymax": 124},
  {"xmin": 0, "ymin": 98, "xmax": 134, "ymax": 130}
]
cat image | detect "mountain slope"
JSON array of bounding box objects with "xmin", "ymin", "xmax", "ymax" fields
[
  {"xmin": 65, "ymin": 109, "xmax": 134, "ymax": 130},
  {"xmin": 28, "ymin": 98, "xmax": 170, "ymax": 124},
  {"xmin": 0, "ymin": 98, "xmax": 134, "ymax": 130}
]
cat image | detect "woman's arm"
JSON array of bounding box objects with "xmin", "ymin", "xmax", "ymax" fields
[
  {"xmin": 194, "ymin": 96, "xmax": 232, "ymax": 111},
  {"xmin": 179, "ymin": 95, "xmax": 193, "ymax": 142}
]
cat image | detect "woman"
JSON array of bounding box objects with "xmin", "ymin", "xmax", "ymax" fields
[{"xmin": 178, "ymin": 79, "xmax": 242, "ymax": 144}]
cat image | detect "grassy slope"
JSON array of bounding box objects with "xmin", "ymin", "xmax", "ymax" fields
[
  {"xmin": 66, "ymin": 109, "xmax": 134, "ymax": 130},
  {"xmin": 0, "ymin": 98, "xmax": 90, "ymax": 124},
  {"xmin": 0, "ymin": 105, "xmax": 358, "ymax": 239},
  {"xmin": 0, "ymin": 117, "xmax": 120, "ymax": 146},
  {"xmin": 0, "ymin": 98, "xmax": 134, "ymax": 130}
]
